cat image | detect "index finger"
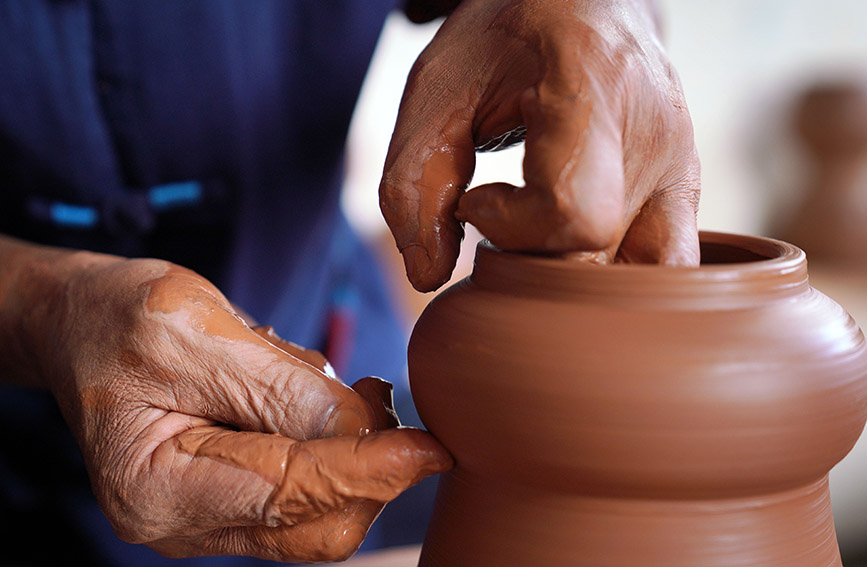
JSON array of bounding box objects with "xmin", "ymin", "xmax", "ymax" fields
[
  {"xmin": 141, "ymin": 271, "xmax": 375, "ymax": 441},
  {"xmin": 379, "ymin": 63, "xmax": 476, "ymax": 292}
]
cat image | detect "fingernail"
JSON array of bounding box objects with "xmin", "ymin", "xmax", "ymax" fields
[
  {"xmin": 323, "ymin": 406, "xmax": 370, "ymax": 438},
  {"xmin": 352, "ymin": 377, "xmax": 400, "ymax": 430}
]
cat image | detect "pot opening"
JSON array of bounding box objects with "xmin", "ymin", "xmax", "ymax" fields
[
  {"xmin": 700, "ymin": 241, "xmax": 771, "ymax": 265},
  {"xmin": 471, "ymin": 233, "xmax": 807, "ymax": 304}
]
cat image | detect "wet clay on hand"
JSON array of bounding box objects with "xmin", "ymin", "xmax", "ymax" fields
[
  {"xmin": 409, "ymin": 233, "xmax": 867, "ymax": 566},
  {"xmin": 380, "ymin": 0, "xmax": 700, "ymax": 292},
  {"xmin": 42, "ymin": 259, "xmax": 451, "ymax": 563}
]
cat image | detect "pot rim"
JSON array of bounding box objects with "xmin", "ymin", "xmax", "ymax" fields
[{"xmin": 470, "ymin": 231, "xmax": 810, "ymax": 306}]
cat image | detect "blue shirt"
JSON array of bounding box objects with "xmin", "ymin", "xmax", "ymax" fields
[{"xmin": 0, "ymin": 1, "xmax": 436, "ymax": 564}]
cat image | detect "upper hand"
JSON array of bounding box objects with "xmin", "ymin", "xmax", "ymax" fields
[
  {"xmin": 43, "ymin": 256, "xmax": 451, "ymax": 562},
  {"xmin": 380, "ymin": 0, "xmax": 701, "ymax": 292}
]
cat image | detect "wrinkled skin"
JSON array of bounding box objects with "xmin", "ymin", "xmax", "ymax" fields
[
  {"xmin": 0, "ymin": 1, "xmax": 700, "ymax": 561},
  {"xmin": 380, "ymin": 0, "xmax": 701, "ymax": 292},
  {"xmin": 36, "ymin": 255, "xmax": 451, "ymax": 563}
]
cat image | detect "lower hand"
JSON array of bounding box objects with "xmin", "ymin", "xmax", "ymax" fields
[{"xmin": 42, "ymin": 255, "xmax": 451, "ymax": 562}]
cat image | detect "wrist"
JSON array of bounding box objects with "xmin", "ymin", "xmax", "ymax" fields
[{"xmin": 0, "ymin": 236, "xmax": 119, "ymax": 388}]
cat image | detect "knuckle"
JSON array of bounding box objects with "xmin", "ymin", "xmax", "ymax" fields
[
  {"xmin": 644, "ymin": 78, "xmax": 695, "ymax": 152},
  {"xmin": 549, "ymin": 195, "xmax": 620, "ymax": 251},
  {"xmin": 405, "ymin": 44, "xmax": 441, "ymax": 91},
  {"xmin": 262, "ymin": 522, "xmax": 365, "ymax": 564},
  {"xmin": 657, "ymin": 172, "xmax": 701, "ymax": 214},
  {"xmin": 378, "ymin": 173, "xmax": 414, "ymax": 212},
  {"xmin": 310, "ymin": 523, "xmax": 366, "ymax": 562},
  {"xmin": 105, "ymin": 498, "xmax": 165, "ymax": 544},
  {"xmin": 144, "ymin": 267, "xmax": 219, "ymax": 313},
  {"xmin": 113, "ymin": 522, "xmax": 155, "ymax": 545},
  {"xmin": 667, "ymin": 102, "xmax": 696, "ymax": 144},
  {"xmin": 95, "ymin": 459, "xmax": 172, "ymax": 544},
  {"xmin": 378, "ymin": 176, "xmax": 419, "ymax": 235}
]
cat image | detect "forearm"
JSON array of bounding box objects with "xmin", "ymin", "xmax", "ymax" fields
[{"xmin": 0, "ymin": 235, "xmax": 113, "ymax": 387}]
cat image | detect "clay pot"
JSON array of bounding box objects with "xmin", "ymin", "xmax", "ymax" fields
[{"xmin": 408, "ymin": 232, "xmax": 867, "ymax": 567}]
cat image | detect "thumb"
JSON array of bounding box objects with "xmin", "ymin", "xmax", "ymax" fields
[
  {"xmin": 140, "ymin": 425, "xmax": 452, "ymax": 561},
  {"xmin": 458, "ymin": 79, "xmax": 626, "ymax": 255}
]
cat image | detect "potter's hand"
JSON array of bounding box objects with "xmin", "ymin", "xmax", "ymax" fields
[
  {"xmin": 380, "ymin": 0, "xmax": 701, "ymax": 292},
  {"xmin": 1, "ymin": 239, "xmax": 451, "ymax": 563}
]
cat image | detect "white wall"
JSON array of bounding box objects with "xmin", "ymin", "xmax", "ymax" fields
[{"xmin": 661, "ymin": 0, "xmax": 867, "ymax": 235}]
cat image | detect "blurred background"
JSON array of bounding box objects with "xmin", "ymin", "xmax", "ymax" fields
[{"xmin": 342, "ymin": 1, "xmax": 867, "ymax": 564}]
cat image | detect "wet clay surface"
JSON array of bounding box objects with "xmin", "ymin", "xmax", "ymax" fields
[{"xmin": 409, "ymin": 232, "xmax": 867, "ymax": 566}]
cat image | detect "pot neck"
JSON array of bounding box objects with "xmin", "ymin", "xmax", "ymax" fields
[{"xmin": 469, "ymin": 232, "xmax": 811, "ymax": 309}]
